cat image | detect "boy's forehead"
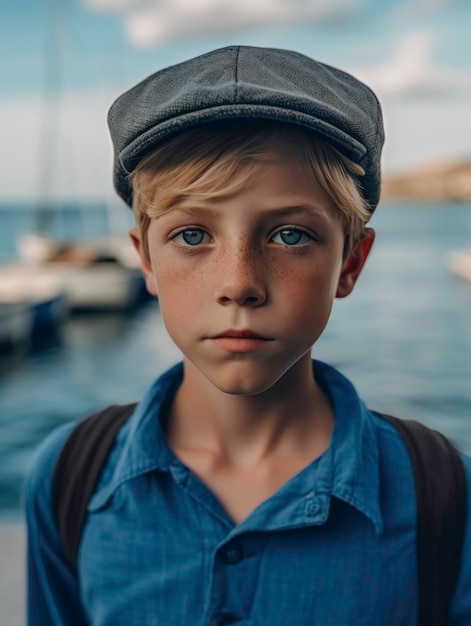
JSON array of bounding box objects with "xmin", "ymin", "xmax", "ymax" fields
[
  {"xmin": 108, "ymin": 45, "xmax": 384, "ymax": 211},
  {"xmin": 153, "ymin": 152, "xmax": 340, "ymax": 222}
]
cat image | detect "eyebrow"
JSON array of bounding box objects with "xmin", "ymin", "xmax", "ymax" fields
[
  {"xmin": 174, "ymin": 203, "xmax": 329, "ymax": 221},
  {"xmin": 264, "ymin": 205, "xmax": 328, "ymax": 220}
]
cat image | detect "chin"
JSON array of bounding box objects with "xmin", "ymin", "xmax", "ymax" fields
[
  {"xmin": 215, "ymin": 379, "xmax": 272, "ymax": 397},
  {"xmin": 200, "ymin": 360, "xmax": 290, "ymax": 397}
]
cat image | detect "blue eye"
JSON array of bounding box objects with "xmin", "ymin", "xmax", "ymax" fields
[
  {"xmin": 175, "ymin": 229, "xmax": 208, "ymax": 246},
  {"xmin": 272, "ymin": 228, "xmax": 312, "ymax": 246}
]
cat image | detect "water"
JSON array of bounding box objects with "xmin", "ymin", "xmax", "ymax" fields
[{"xmin": 1, "ymin": 202, "xmax": 471, "ymax": 520}]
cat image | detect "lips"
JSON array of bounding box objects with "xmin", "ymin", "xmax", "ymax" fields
[
  {"xmin": 212, "ymin": 329, "xmax": 270, "ymax": 340},
  {"xmin": 209, "ymin": 329, "xmax": 273, "ymax": 353}
]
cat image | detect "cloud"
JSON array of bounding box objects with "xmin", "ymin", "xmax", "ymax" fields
[
  {"xmin": 85, "ymin": 0, "xmax": 361, "ymax": 47},
  {"xmin": 350, "ymin": 30, "xmax": 471, "ymax": 98}
]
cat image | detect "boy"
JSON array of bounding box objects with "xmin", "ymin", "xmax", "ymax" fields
[{"xmin": 25, "ymin": 46, "xmax": 471, "ymax": 625}]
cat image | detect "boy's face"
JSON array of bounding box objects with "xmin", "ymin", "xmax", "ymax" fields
[{"xmin": 130, "ymin": 146, "xmax": 374, "ymax": 397}]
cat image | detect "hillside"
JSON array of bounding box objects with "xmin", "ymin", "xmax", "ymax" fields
[{"xmin": 381, "ymin": 160, "xmax": 471, "ymax": 202}]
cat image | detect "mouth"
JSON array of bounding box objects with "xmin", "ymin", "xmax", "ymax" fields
[
  {"xmin": 212, "ymin": 329, "xmax": 270, "ymax": 340},
  {"xmin": 209, "ymin": 330, "xmax": 273, "ymax": 353}
]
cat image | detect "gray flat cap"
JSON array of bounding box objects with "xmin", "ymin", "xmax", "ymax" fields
[{"xmin": 108, "ymin": 45, "xmax": 384, "ymax": 210}]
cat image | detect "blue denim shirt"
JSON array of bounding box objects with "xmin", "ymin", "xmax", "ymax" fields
[{"xmin": 25, "ymin": 360, "xmax": 471, "ymax": 625}]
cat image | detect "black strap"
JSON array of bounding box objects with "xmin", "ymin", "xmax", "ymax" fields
[
  {"xmin": 378, "ymin": 414, "xmax": 467, "ymax": 626},
  {"xmin": 52, "ymin": 403, "xmax": 136, "ymax": 570}
]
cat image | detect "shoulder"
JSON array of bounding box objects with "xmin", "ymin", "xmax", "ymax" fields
[
  {"xmin": 372, "ymin": 412, "xmax": 471, "ymax": 481},
  {"xmin": 24, "ymin": 421, "xmax": 80, "ymax": 566},
  {"xmin": 25, "ymin": 422, "xmax": 78, "ymax": 493},
  {"xmin": 371, "ymin": 411, "xmax": 471, "ymax": 486},
  {"xmin": 24, "ymin": 404, "xmax": 138, "ymax": 514},
  {"xmin": 24, "ymin": 421, "xmax": 78, "ymax": 513},
  {"xmin": 370, "ymin": 411, "xmax": 414, "ymax": 472}
]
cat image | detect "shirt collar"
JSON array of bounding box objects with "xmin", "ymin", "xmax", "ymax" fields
[
  {"xmin": 314, "ymin": 360, "xmax": 383, "ymax": 535},
  {"xmin": 117, "ymin": 362, "xmax": 184, "ymax": 476},
  {"xmin": 97, "ymin": 360, "xmax": 382, "ymax": 534}
]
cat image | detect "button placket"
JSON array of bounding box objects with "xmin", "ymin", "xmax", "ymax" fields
[{"xmin": 204, "ymin": 538, "xmax": 249, "ymax": 625}]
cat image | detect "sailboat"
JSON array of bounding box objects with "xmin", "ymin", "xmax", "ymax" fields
[{"xmin": 13, "ymin": 0, "xmax": 145, "ymax": 312}]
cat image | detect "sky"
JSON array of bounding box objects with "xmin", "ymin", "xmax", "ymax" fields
[{"xmin": 1, "ymin": 0, "xmax": 470, "ymax": 203}]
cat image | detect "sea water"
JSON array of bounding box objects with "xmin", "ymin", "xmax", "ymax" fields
[{"xmin": 1, "ymin": 202, "xmax": 471, "ymax": 519}]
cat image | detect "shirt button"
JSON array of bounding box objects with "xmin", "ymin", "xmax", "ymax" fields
[
  {"xmin": 171, "ymin": 464, "xmax": 188, "ymax": 484},
  {"xmin": 220, "ymin": 541, "xmax": 244, "ymax": 565},
  {"xmin": 305, "ymin": 498, "xmax": 320, "ymax": 517}
]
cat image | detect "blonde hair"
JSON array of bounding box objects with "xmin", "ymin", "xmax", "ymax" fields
[{"xmin": 130, "ymin": 121, "xmax": 371, "ymax": 258}]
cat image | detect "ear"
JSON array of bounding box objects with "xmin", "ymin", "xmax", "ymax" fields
[
  {"xmin": 336, "ymin": 228, "xmax": 375, "ymax": 299},
  {"xmin": 129, "ymin": 226, "xmax": 158, "ymax": 298}
]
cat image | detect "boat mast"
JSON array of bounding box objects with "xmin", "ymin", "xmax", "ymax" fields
[{"xmin": 37, "ymin": 0, "xmax": 64, "ymax": 234}]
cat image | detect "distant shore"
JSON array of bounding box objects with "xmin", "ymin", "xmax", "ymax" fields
[
  {"xmin": 0, "ymin": 524, "xmax": 25, "ymax": 626},
  {"xmin": 382, "ymin": 159, "xmax": 471, "ymax": 202}
]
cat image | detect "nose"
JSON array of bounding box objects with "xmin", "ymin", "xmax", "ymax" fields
[{"xmin": 215, "ymin": 242, "xmax": 267, "ymax": 307}]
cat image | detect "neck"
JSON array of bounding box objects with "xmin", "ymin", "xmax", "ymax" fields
[{"xmin": 167, "ymin": 355, "xmax": 333, "ymax": 468}]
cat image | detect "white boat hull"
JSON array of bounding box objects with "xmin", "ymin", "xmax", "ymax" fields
[
  {"xmin": 51, "ymin": 263, "xmax": 144, "ymax": 310},
  {"xmin": 1, "ymin": 262, "xmax": 144, "ymax": 311}
]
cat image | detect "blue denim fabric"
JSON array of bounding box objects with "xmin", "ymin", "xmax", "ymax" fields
[{"xmin": 25, "ymin": 361, "xmax": 471, "ymax": 625}]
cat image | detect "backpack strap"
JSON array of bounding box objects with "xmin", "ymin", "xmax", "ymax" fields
[
  {"xmin": 52, "ymin": 403, "xmax": 137, "ymax": 571},
  {"xmin": 378, "ymin": 413, "xmax": 467, "ymax": 626}
]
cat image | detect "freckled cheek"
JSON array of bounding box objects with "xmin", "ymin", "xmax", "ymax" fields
[
  {"xmin": 157, "ymin": 263, "xmax": 189, "ymax": 288},
  {"xmin": 272, "ymin": 259, "xmax": 338, "ymax": 298},
  {"xmin": 153, "ymin": 258, "xmax": 208, "ymax": 310}
]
